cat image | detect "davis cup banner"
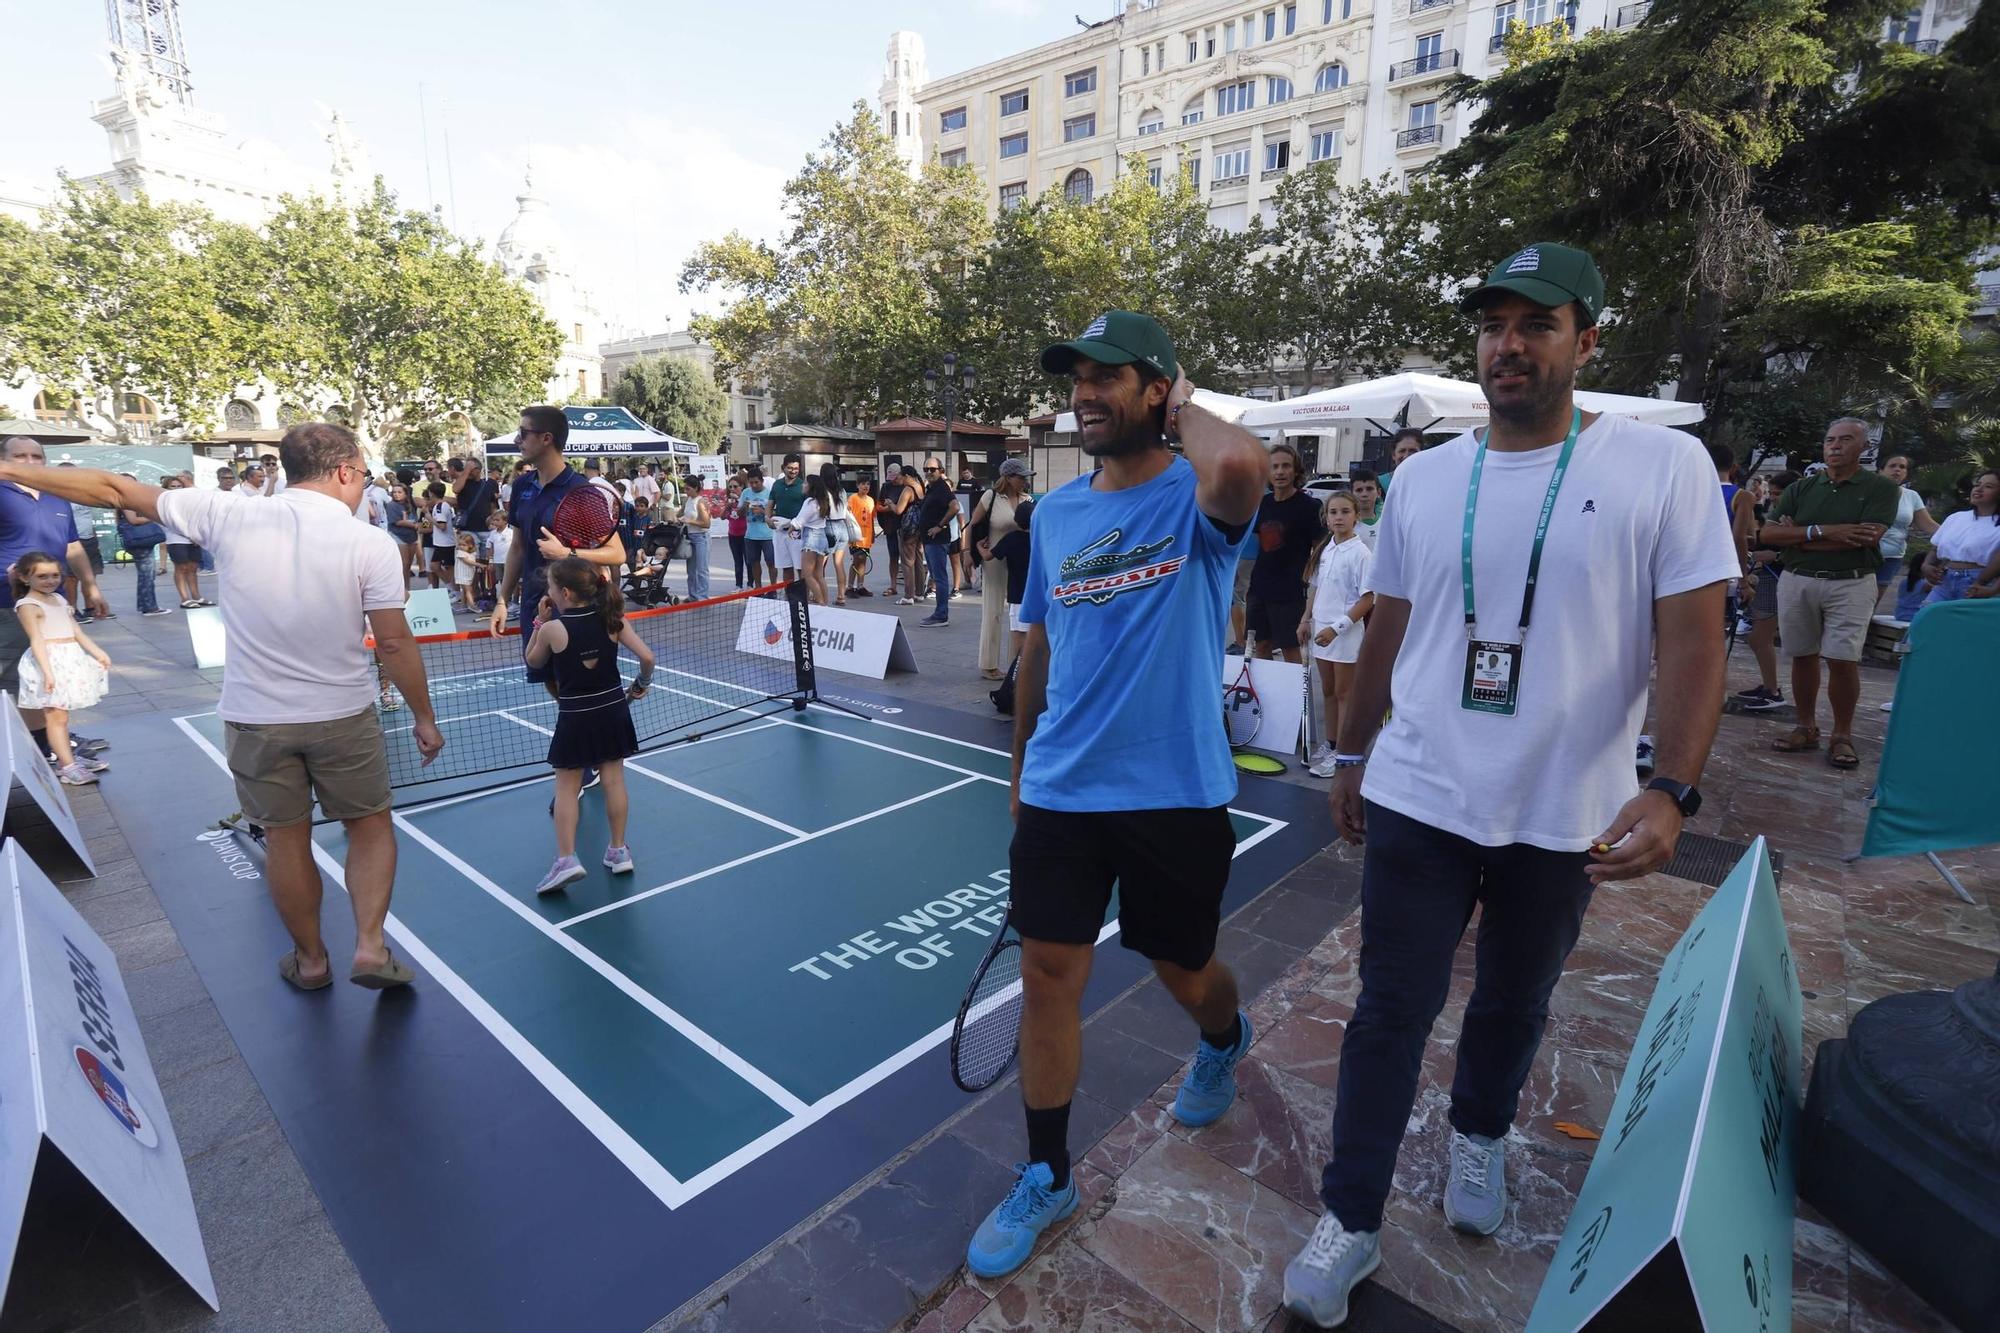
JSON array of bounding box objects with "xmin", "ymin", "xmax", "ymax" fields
[{"xmin": 1526, "ymin": 839, "xmax": 1800, "ymax": 1332}]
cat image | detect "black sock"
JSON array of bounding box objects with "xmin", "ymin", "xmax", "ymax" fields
[
  {"xmin": 31, "ymin": 728, "xmax": 49, "ymax": 758},
  {"xmin": 1201, "ymin": 1013, "xmax": 1242, "ymax": 1052},
  {"xmin": 1024, "ymin": 1102, "xmax": 1071, "ymax": 1189}
]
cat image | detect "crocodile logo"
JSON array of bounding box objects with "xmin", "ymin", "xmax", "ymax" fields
[{"xmin": 1050, "ymin": 528, "xmax": 1184, "ymax": 606}]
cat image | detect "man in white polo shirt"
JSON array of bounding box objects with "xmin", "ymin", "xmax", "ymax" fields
[{"xmin": 0, "ymin": 423, "xmax": 445, "ymax": 994}]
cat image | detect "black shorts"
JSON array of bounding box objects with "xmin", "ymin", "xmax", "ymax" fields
[
  {"xmin": 1009, "ymin": 803, "xmax": 1237, "ymax": 971},
  {"xmin": 78, "ymin": 535, "xmax": 104, "ymax": 575},
  {"xmin": 1245, "ymin": 591, "xmax": 1305, "ymax": 648}
]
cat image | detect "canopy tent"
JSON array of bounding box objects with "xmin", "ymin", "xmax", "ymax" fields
[
  {"xmin": 483, "ymin": 406, "xmax": 702, "ymax": 458},
  {"xmin": 1234, "ymin": 371, "xmax": 1705, "ymax": 432},
  {"xmin": 1050, "ymin": 387, "xmax": 1265, "ymax": 434}
]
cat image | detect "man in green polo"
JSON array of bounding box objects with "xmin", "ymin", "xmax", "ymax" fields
[{"xmin": 1756, "ymin": 417, "xmax": 1898, "ymax": 770}]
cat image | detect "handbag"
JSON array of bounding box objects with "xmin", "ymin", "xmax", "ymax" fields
[{"xmin": 116, "ymin": 516, "xmax": 165, "ymax": 548}]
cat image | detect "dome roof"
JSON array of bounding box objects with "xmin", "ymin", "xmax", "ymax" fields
[{"xmin": 493, "ymin": 164, "xmax": 564, "ymax": 277}]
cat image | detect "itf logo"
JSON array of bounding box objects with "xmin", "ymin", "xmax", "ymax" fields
[{"xmin": 763, "ymin": 619, "xmax": 785, "ymax": 646}]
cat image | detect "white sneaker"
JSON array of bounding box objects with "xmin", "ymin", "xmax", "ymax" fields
[
  {"xmin": 57, "ymin": 762, "xmax": 99, "ymax": 786},
  {"xmin": 1309, "ymin": 753, "xmax": 1339, "ymax": 779},
  {"xmin": 603, "ymin": 845, "xmax": 634, "ymax": 874},
  {"xmin": 1307, "ymin": 741, "xmax": 1333, "ymax": 767},
  {"xmin": 1283, "ymin": 1212, "xmax": 1381, "ymax": 1328},
  {"xmin": 1879, "ymin": 700, "xmax": 1893, "ymax": 712},
  {"xmin": 535, "ymin": 857, "xmax": 586, "ymax": 895}
]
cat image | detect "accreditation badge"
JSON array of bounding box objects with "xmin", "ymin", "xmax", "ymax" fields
[{"xmin": 1462, "ymin": 639, "xmax": 1522, "ymax": 716}]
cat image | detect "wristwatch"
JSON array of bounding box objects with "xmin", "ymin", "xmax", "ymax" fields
[{"xmin": 1644, "ymin": 777, "xmax": 1702, "ymax": 817}]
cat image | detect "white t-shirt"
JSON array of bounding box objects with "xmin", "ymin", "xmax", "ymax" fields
[
  {"xmin": 1878, "ymin": 487, "xmax": 1926, "ymax": 560},
  {"xmin": 156, "ymin": 487, "xmax": 407, "ymax": 724},
  {"xmin": 487, "ymin": 527, "xmax": 514, "ymax": 570},
  {"xmin": 363, "ymin": 483, "xmax": 391, "ymax": 532},
  {"xmin": 1361, "ymin": 414, "xmax": 1741, "ymax": 851},
  {"xmin": 631, "ymin": 474, "xmax": 661, "ymax": 505},
  {"xmin": 1311, "ymin": 535, "xmax": 1372, "ymax": 627},
  {"xmin": 431, "ymin": 502, "xmax": 456, "ymax": 549},
  {"xmin": 1930, "ymin": 509, "xmax": 2000, "ymax": 567}
]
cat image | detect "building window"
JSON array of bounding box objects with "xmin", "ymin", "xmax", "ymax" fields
[
  {"xmin": 1324, "ymin": 0, "xmax": 1353, "ymax": 17},
  {"xmin": 1209, "ymin": 202, "xmax": 1249, "ymax": 233},
  {"xmin": 1138, "ymin": 108, "xmax": 1165, "ymax": 135},
  {"xmin": 999, "ymin": 132, "xmax": 1028, "ymax": 158},
  {"xmin": 577, "ymin": 370, "xmax": 588, "ymax": 395},
  {"xmin": 1064, "ymin": 68, "xmax": 1097, "ymax": 97},
  {"xmin": 572, "ymin": 322, "xmax": 583, "ymax": 343},
  {"xmin": 1000, "ymin": 88, "xmax": 1029, "ymax": 116},
  {"xmin": 1265, "ymin": 139, "xmax": 1291, "ymax": 172},
  {"xmin": 1268, "ymin": 76, "xmax": 1294, "ymax": 103},
  {"xmin": 1214, "ymin": 143, "xmax": 1251, "ymax": 181},
  {"xmin": 1226, "ymin": 21, "xmax": 1240, "ymax": 52},
  {"xmin": 1157, "ymin": 41, "xmax": 1166, "ymax": 69},
  {"xmin": 1493, "ymin": 1, "xmax": 1518, "ymax": 39},
  {"xmin": 1188, "ymin": 35, "xmax": 1200, "ymax": 61},
  {"xmin": 1064, "ymin": 168, "xmax": 1095, "ymax": 204},
  {"xmin": 1148, "ymin": 160, "xmax": 1164, "ymax": 189},
  {"xmin": 1415, "ymin": 32, "xmax": 1444, "ymax": 70},
  {"xmin": 1189, "ymin": 157, "xmax": 1202, "ymax": 188},
  {"xmin": 1141, "ymin": 45, "xmax": 1151, "ymax": 75},
  {"xmin": 1888, "ymin": 11, "xmax": 1922, "ymax": 43},
  {"xmin": 1310, "ymin": 125, "xmax": 1340, "ymax": 161},
  {"xmin": 940, "ymin": 107, "xmax": 967, "ymax": 132},
  {"xmin": 1410, "ymin": 100, "xmax": 1438, "ymax": 129},
  {"xmin": 1217, "ymin": 80, "xmax": 1255, "ymax": 116},
  {"xmin": 891, "ymin": 109, "xmax": 899, "ymax": 137},
  {"xmin": 1000, "ymin": 181, "xmax": 1027, "ymax": 210},
  {"xmin": 1064, "ymin": 113, "xmax": 1096, "ymax": 142},
  {"xmin": 1205, "ymin": 26, "xmax": 1217, "ymax": 55},
  {"xmin": 1315, "ymin": 61, "xmax": 1350, "ymax": 91},
  {"xmin": 1265, "ymin": 8, "xmax": 1277, "ymax": 40},
  {"xmin": 940, "ymin": 147, "xmax": 967, "ymax": 168},
  {"xmin": 1286, "ymin": 3, "xmax": 1298, "ymax": 33},
  {"xmin": 1182, "ymin": 95, "xmax": 1205, "ymax": 125},
  {"xmin": 1522, "ymin": 0, "xmax": 1549, "ymax": 26}
]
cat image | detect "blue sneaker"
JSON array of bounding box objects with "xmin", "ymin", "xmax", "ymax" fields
[
  {"xmin": 1172, "ymin": 1010, "xmax": 1254, "ymax": 1128},
  {"xmin": 965, "ymin": 1161, "xmax": 1079, "ymax": 1279}
]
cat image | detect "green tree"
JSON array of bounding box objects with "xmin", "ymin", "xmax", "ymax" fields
[
  {"xmin": 682, "ymin": 104, "xmax": 990, "ymax": 424},
  {"xmin": 255, "ymin": 182, "xmax": 561, "ymax": 455},
  {"xmin": 609, "ymin": 353, "xmax": 730, "ymax": 449}
]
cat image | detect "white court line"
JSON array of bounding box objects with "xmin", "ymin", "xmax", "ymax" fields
[
  {"xmin": 556, "ymin": 776, "xmax": 980, "ymax": 929},
  {"xmin": 493, "ymin": 710, "xmax": 807, "ymax": 839},
  {"xmin": 168, "ymin": 715, "xmax": 700, "ymax": 1210}
]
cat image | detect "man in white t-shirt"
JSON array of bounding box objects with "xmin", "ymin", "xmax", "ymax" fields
[
  {"xmin": 0, "ymin": 423, "xmax": 446, "ymax": 995},
  {"xmin": 630, "ymin": 463, "xmax": 661, "ymax": 507},
  {"xmin": 1282, "ymin": 244, "xmax": 1739, "ymax": 1328}
]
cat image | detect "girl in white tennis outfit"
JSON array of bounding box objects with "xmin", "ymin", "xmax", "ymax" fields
[
  {"xmin": 1300, "ymin": 491, "xmax": 1374, "ymax": 778},
  {"xmin": 11, "ymin": 550, "xmax": 112, "ymax": 785}
]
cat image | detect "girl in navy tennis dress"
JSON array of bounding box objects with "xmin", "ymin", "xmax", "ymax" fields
[{"xmin": 524, "ymin": 557, "xmax": 655, "ymax": 894}]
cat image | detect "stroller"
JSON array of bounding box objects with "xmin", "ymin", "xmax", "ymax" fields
[{"xmin": 623, "ymin": 522, "xmax": 685, "ymax": 608}]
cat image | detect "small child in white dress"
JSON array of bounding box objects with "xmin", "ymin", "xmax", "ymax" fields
[
  {"xmin": 11, "ymin": 550, "xmax": 112, "ymax": 785},
  {"xmin": 1300, "ymin": 493, "xmax": 1374, "ymax": 779}
]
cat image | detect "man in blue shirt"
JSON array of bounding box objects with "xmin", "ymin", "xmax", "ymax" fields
[
  {"xmin": 2, "ymin": 437, "xmax": 111, "ymax": 760},
  {"xmin": 964, "ymin": 313, "xmax": 1268, "ymax": 1281},
  {"xmin": 490, "ymin": 406, "xmax": 627, "ymax": 683}
]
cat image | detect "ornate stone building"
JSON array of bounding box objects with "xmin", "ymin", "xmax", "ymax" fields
[{"xmin": 491, "ymin": 165, "xmax": 605, "ymax": 405}]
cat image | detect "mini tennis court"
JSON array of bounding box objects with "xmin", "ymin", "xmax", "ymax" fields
[{"xmin": 100, "ymin": 587, "xmax": 1332, "ymax": 1329}]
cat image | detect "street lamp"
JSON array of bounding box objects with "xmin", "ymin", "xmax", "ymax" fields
[{"xmin": 924, "ymin": 352, "xmax": 978, "ymax": 473}]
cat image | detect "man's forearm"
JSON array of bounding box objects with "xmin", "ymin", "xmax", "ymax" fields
[
  {"xmin": 0, "ymin": 463, "xmax": 159, "ymax": 517},
  {"xmin": 1650, "ymin": 586, "xmax": 1727, "ymax": 786},
  {"xmin": 373, "ymin": 636, "xmax": 436, "ymax": 722},
  {"xmin": 1178, "ymin": 402, "xmax": 1268, "ymax": 525},
  {"xmin": 1010, "ymin": 631, "xmax": 1049, "ymax": 783},
  {"xmin": 1334, "ymin": 597, "xmax": 1408, "ymax": 754},
  {"xmin": 66, "ymin": 543, "xmax": 99, "ymax": 593}
]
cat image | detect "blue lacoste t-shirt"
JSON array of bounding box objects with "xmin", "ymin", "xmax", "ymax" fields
[{"xmin": 1018, "ymin": 455, "xmax": 1245, "ymax": 812}]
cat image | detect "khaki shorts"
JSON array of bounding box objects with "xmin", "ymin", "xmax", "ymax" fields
[
  {"xmin": 1777, "ymin": 573, "xmax": 1876, "ymax": 663},
  {"xmin": 1233, "ymin": 559, "xmax": 1253, "ymax": 609},
  {"xmin": 224, "ymin": 707, "xmax": 392, "ymax": 828}
]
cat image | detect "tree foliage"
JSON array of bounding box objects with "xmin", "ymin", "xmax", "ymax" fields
[{"xmin": 609, "ymin": 353, "xmax": 731, "ymax": 450}]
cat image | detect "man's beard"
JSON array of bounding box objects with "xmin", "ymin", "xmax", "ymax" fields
[
  {"xmin": 1482, "ymin": 362, "xmax": 1572, "ymax": 429},
  {"xmin": 1079, "ymin": 407, "xmax": 1162, "ymax": 458}
]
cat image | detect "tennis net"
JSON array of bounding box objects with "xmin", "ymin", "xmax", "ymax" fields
[{"xmin": 374, "ymin": 581, "xmax": 817, "ymax": 793}]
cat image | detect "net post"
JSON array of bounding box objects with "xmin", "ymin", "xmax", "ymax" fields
[{"xmin": 786, "ymin": 580, "xmax": 818, "ymax": 703}]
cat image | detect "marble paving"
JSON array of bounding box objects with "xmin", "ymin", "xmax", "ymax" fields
[{"xmin": 880, "ymin": 657, "xmax": 1992, "ymax": 1332}]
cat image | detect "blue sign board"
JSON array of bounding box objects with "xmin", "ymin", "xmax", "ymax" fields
[{"xmin": 1526, "ymin": 839, "xmax": 1800, "ymax": 1332}]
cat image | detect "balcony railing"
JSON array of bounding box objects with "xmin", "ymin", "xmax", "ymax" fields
[
  {"xmin": 1390, "ymin": 50, "xmax": 1461, "ymax": 81},
  {"xmin": 1908, "ymin": 37, "xmax": 1940, "ymax": 53},
  {"xmin": 1491, "ymin": 18, "xmax": 1573, "ymax": 49},
  {"xmin": 1409, "ymin": 0, "xmax": 1453, "ymax": 12},
  {"xmin": 1261, "ymin": 166, "xmax": 1290, "ymax": 180},
  {"xmin": 1397, "ymin": 124, "xmax": 1443, "ymax": 149},
  {"xmin": 1976, "ymin": 282, "xmax": 2000, "ymax": 310},
  {"xmin": 1615, "ymin": 1, "xmax": 1651, "ymax": 26},
  {"xmin": 1213, "ymin": 171, "xmax": 1250, "ymax": 187}
]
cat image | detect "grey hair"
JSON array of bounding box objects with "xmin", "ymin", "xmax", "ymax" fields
[
  {"xmin": 278, "ymin": 422, "xmax": 362, "ymax": 484},
  {"xmin": 1827, "ymin": 416, "xmax": 1872, "ymax": 436}
]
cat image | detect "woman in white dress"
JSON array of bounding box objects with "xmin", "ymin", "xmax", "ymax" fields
[{"xmin": 1299, "ymin": 492, "xmax": 1375, "ymax": 779}]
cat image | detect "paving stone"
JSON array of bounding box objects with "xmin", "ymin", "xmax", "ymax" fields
[
  {"xmin": 125, "ymin": 954, "xmax": 212, "ymax": 1022},
  {"xmin": 137, "ymin": 997, "xmax": 241, "ymax": 1082},
  {"xmin": 949, "ymin": 1084, "xmax": 1123, "ymax": 1176},
  {"xmin": 101, "ymin": 913, "xmax": 188, "ymax": 973},
  {"xmin": 834, "ymin": 1134, "xmax": 1018, "ymax": 1307},
  {"xmin": 1095, "ymin": 976, "xmax": 1206, "ymax": 1060},
  {"xmin": 58, "ymin": 856, "xmax": 156, "ymax": 902},
  {"xmin": 73, "ymin": 885, "xmax": 168, "ymax": 937},
  {"xmin": 965, "ymin": 1238, "xmax": 1199, "ymax": 1332},
  {"xmin": 1227, "ymin": 886, "xmax": 1351, "ymax": 953},
  {"xmin": 183, "ymin": 1123, "xmax": 327, "ymax": 1263},
  {"xmin": 1072, "ymin": 1027, "xmax": 1190, "ymax": 1125},
  {"xmin": 155, "ymin": 1055, "xmax": 271, "ymax": 1160}
]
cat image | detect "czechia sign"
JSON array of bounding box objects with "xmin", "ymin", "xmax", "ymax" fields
[{"xmin": 0, "ymin": 840, "xmax": 216, "ymax": 1309}]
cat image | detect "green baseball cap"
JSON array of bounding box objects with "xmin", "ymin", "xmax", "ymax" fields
[
  {"xmin": 1040, "ymin": 310, "xmax": 1180, "ymax": 381},
  {"xmin": 1461, "ymin": 242, "xmax": 1605, "ymax": 326}
]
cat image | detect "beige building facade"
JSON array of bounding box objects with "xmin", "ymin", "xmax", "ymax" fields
[{"xmin": 599, "ymin": 331, "xmax": 775, "ymax": 463}]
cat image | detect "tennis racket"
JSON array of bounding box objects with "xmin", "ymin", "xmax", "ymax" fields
[
  {"xmin": 548, "ymin": 485, "xmax": 617, "ymax": 552},
  {"xmin": 1224, "ymin": 659, "xmax": 1262, "ymax": 750},
  {"xmin": 949, "ymin": 911, "xmax": 1023, "ymax": 1093}
]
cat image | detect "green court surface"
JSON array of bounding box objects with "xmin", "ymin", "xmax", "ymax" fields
[{"xmin": 173, "ymin": 682, "xmax": 1285, "ymax": 1209}]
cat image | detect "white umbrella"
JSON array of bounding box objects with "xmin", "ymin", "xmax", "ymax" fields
[
  {"xmin": 1236, "ymin": 371, "xmax": 1704, "ymax": 431},
  {"xmin": 1052, "ymin": 387, "xmax": 1267, "ymax": 434}
]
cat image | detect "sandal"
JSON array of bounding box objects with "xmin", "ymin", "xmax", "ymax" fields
[
  {"xmin": 349, "ymin": 949, "xmax": 415, "ymax": 990},
  {"xmin": 1772, "ymin": 726, "xmax": 1821, "ymax": 753},
  {"xmin": 1828, "ymin": 737, "xmax": 1860, "ymax": 770},
  {"xmin": 278, "ymin": 950, "xmax": 333, "ymax": 992}
]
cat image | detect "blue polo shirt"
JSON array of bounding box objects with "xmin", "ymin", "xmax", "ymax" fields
[{"xmin": 0, "ymin": 484, "xmax": 81, "ymax": 609}]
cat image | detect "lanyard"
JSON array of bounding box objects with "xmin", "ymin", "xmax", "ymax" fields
[{"xmin": 1462, "ymin": 407, "xmax": 1581, "ymax": 638}]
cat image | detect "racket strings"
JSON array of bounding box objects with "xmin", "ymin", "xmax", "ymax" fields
[{"xmin": 953, "ymin": 943, "xmax": 1023, "ymax": 1090}]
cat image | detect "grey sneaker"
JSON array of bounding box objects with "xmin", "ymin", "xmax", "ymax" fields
[
  {"xmin": 1307, "ymin": 741, "xmax": 1333, "ymax": 767},
  {"xmin": 1443, "ymin": 1130, "xmax": 1507, "ymax": 1235},
  {"xmin": 1283, "ymin": 1212, "xmax": 1380, "ymax": 1328},
  {"xmin": 1308, "ymin": 752, "xmax": 1339, "ymax": 779},
  {"xmin": 57, "ymin": 762, "xmax": 99, "ymax": 786}
]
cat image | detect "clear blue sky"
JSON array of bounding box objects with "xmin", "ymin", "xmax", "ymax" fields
[{"xmin": 0, "ymin": 0, "xmax": 1123, "ymax": 330}]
